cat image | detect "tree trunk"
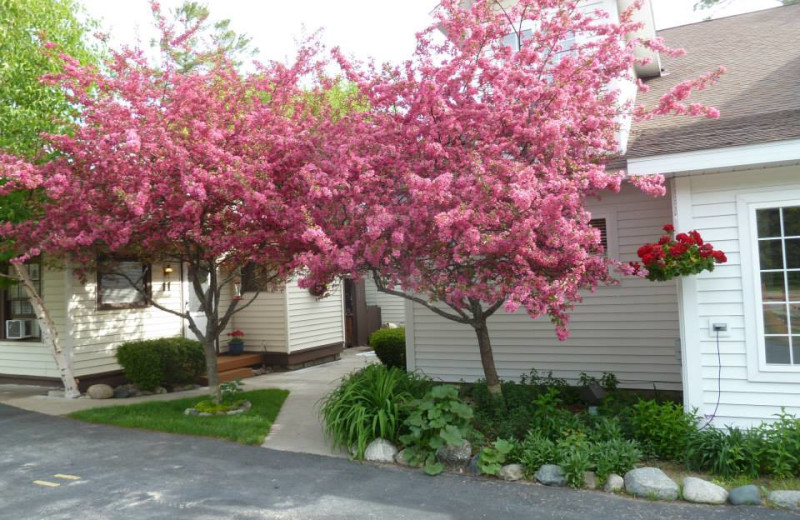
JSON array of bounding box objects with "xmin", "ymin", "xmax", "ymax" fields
[
  {"xmin": 474, "ymin": 319, "xmax": 501, "ymax": 396},
  {"xmin": 203, "ymin": 337, "xmax": 221, "ymax": 403},
  {"xmin": 12, "ymin": 263, "xmax": 80, "ymax": 398}
]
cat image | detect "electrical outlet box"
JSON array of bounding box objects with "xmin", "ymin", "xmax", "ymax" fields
[{"xmin": 708, "ymin": 318, "xmax": 730, "ymax": 337}]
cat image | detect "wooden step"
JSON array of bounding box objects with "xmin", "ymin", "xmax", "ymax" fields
[
  {"xmin": 216, "ymin": 353, "xmax": 264, "ymax": 372},
  {"xmin": 200, "ymin": 367, "xmax": 254, "ymax": 385}
]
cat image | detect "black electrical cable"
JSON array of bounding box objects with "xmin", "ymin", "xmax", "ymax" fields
[{"xmin": 698, "ymin": 328, "xmax": 722, "ymax": 431}]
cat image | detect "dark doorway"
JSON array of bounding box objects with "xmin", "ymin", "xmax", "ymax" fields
[{"xmin": 344, "ymin": 278, "xmax": 381, "ymax": 347}]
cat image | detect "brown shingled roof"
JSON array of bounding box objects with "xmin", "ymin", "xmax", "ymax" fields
[{"xmin": 626, "ymin": 5, "xmax": 800, "ymax": 159}]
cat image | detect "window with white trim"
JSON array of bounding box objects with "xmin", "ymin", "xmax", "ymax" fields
[{"xmin": 755, "ymin": 205, "xmax": 800, "ymax": 365}]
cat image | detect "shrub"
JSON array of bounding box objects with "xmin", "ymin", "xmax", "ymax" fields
[
  {"xmin": 759, "ymin": 411, "xmax": 800, "ymax": 478},
  {"xmin": 592, "ymin": 439, "xmax": 642, "ymax": 482},
  {"xmin": 320, "ymin": 364, "xmax": 431, "ymax": 459},
  {"xmin": 116, "ymin": 337, "xmax": 206, "ymax": 391},
  {"xmin": 369, "ymin": 327, "xmax": 406, "ymax": 369},
  {"xmin": 627, "ymin": 400, "xmax": 697, "ymax": 461},
  {"xmin": 519, "ymin": 431, "xmax": 557, "ymax": 476},
  {"xmin": 556, "ymin": 433, "xmax": 593, "ymax": 487},
  {"xmin": 529, "ymin": 389, "xmax": 584, "ymax": 441},
  {"xmin": 400, "ymin": 385, "xmax": 475, "ymax": 475}
]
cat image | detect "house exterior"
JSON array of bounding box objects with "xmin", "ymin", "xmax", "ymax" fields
[
  {"xmin": 0, "ymin": 261, "xmax": 345, "ymax": 388},
  {"xmin": 404, "ymin": 4, "xmax": 800, "ymax": 427}
]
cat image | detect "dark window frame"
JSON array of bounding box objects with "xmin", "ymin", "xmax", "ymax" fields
[
  {"xmin": 96, "ymin": 257, "xmax": 152, "ymax": 311},
  {"xmin": 589, "ymin": 218, "xmax": 608, "ymax": 254},
  {"xmin": 241, "ymin": 263, "xmax": 276, "ymax": 293},
  {"xmin": 1, "ymin": 259, "xmax": 42, "ymax": 340}
]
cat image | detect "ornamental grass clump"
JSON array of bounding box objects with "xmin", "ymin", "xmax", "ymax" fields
[{"xmin": 320, "ymin": 364, "xmax": 431, "ymax": 459}]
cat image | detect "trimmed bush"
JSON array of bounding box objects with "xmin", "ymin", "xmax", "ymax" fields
[
  {"xmin": 369, "ymin": 327, "xmax": 406, "ymax": 369},
  {"xmin": 116, "ymin": 337, "xmax": 206, "ymax": 391}
]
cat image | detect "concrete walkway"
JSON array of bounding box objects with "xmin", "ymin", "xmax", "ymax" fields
[
  {"xmin": 253, "ymin": 347, "xmax": 376, "ymax": 456},
  {"xmin": 0, "ymin": 347, "xmax": 374, "ymax": 456}
]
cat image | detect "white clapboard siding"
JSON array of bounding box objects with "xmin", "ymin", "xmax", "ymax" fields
[
  {"xmin": 70, "ymin": 263, "xmax": 184, "ymax": 377},
  {"xmin": 364, "ymin": 278, "xmax": 406, "ymax": 325},
  {"xmin": 407, "ymin": 185, "xmax": 682, "ymax": 390},
  {"xmin": 677, "ymin": 164, "xmax": 800, "ymax": 426},
  {"xmin": 231, "ymin": 288, "xmax": 287, "ymax": 353},
  {"xmin": 0, "ymin": 266, "xmax": 64, "ymax": 378},
  {"xmin": 285, "ymin": 279, "xmax": 344, "ymax": 353}
]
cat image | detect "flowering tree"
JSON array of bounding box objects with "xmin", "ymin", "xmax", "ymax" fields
[
  {"xmin": 0, "ymin": 5, "xmax": 337, "ymax": 401},
  {"xmin": 303, "ymin": 0, "xmax": 724, "ymax": 395}
]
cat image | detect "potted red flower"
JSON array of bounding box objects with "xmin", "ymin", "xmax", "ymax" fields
[
  {"xmin": 632, "ymin": 224, "xmax": 727, "ymax": 282},
  {"xmin": 226, "ymin": 329, "xmax": 246, "ymax": 356}
]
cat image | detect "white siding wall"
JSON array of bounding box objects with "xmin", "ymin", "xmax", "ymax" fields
[
  {"xmin": 0, "ymin": 266, "xmax": 64, "ymax": 378},
  {"xmin": 231, "ymin": 288, "xmax": 287, "ymax": 353},
  {"xmin": 675, "ymin": 165, "xmax": 800, "ymax": 427},
  {"xmin": 286, "ymin": 279, "xmax": 344, "ymax": 353},
  {"xmin": 364, "ymin": 278, "xmax": 406, "ymax": 325},
  {"xmin": 70, "ymin": 263, "xmax": 183, "ymax": 377},
  {"xmin": 406, "ymin": 185, "xmax": 682, "ymax": 390}
]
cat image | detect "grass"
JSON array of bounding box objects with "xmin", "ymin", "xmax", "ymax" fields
[{"xmin": 68, "ymin": 389, "xmax": 289, "ymax": 445}]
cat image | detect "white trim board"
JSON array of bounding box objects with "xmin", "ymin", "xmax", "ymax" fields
[{"xmin": 627, "ymin": 139, "xmax": 800, "ymax": 176}]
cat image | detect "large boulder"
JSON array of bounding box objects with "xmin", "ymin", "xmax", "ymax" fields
[
  {"xmin": 435, "ymin": 440, "xmax": 472, "ymax": 470},
  {"xmin": 682, "ymin": 477, "xmax": 728, "ymax": 505},
  {"xmin": 86, "ymin": 384, "xmax": 114, "ymax": 399},
  {"xmin": 624, "ymin": 467, "xmax": 679, "ymax": 500},
  {"xmin": 604, "ymin": 474, "xmax": 624, "ymax": 493},
  {"xmin": 535, "ymin": 464, "xmax": 566, "ymax": 486},
  {"xmin": 364, "ymin": 439, "xmax": 398, "ymax": 463},
  {"xmin": 769, "ymin": 490, "xmax": 800, "ymax": 511},
  {"xmin": 394, "ymin": 449, "xmax": 419, "ymax": 468},
  {"xmin": 583, "ymin": 471, "xmax": 598, "ymax": 490},
  {"xmin": 498, "ymin": 464, "xmax": 525, "ymax": 481},
  {"xmin": 728, "ymin": 485, "xmax": 761, "ymax": 506}
]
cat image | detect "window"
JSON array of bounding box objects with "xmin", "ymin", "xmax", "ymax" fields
[
  {"xmin": 241, "ymin": 263, "xmax": 276, "ymax": 293},
  {"xmin": 97, "ymin": 258, "xmax": 151, "ymax": 310},
  {"xmin": 1, "ymin": 260, "xmax": 41, "ymax": 340},
  {"xmin": 755, "ymin": 205, "xmax": 800, "ymax": 365},
  {"xmin": 589, "ymin": 218, "xmax": 608, "ymax": 253}
]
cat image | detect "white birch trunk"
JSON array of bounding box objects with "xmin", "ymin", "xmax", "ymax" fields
[{"xmin": 11, "ymin": 263, "xmax": 80, "ymax": 398}]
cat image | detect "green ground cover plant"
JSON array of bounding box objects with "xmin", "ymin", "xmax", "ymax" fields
[
  {"xmin": 69, "ymin": 389, "xmax": 288, "ymax": 445},
  {"xmin": 320, "ymin": 364, "xmax": 431, "ymax": 458}
]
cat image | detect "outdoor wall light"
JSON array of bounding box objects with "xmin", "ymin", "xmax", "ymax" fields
[{"xmin": 162, "ymin": 264, "xmax": 174, "ymax": 291}]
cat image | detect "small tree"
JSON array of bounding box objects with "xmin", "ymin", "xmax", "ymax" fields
[
  {"xmin": 304, "ymin": 0, "xmax": 724, "ymax": 395},
  {"xmin": 0, "ymin": 4, "xmax": 338, "ymax": 402}
]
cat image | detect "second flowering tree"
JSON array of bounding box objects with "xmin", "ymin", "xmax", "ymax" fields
[{"xmin": 304, "ymin": 0, "xmax": 725, "ymax": 395}]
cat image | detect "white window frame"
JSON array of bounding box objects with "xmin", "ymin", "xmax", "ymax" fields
[
  {"xmin": 738, "ymin": 189, "xmax": 800, "ymax": 382},
  {"xmin": 587, "ymin": 209, "xmax": 619, "ymax": 260}
]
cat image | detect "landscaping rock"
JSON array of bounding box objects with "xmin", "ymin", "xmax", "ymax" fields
[
  {"xmin": 583, "ymin": 471, "xmax": 598, "ymax": 490},
  {"xmin": 435, "ymin": 440, "xmax": 472, "ymax": 469},
  {"xmin": 394, "ymin": 449, "xmax": 415, "ymax": 467},
  {"xmin": 682, "ymin": 477, "xmax": 728, "ymax": 505},
  {"xmin": 364, "ymin": 439, "xmax": 398, "ymax": 463},
  {"xmin": 604, "ymin": 474, "xmax": 624, "ymax": 493},
  {"xmin": 535, "ymin": 465, "xmax": 566, "ymax": 486},
  {"xmin": 769, "ymin": 490, "xmax": 800, "ymax": 510},
  {"xmin": 728, "ymin": 485, "xmax": 761, "ymax": 506},
  {"xmin": 155, "ymin": 386, "xmax": 168, "ymax": 395},
  {"xmin": 624, "ymin": 467, "xmax": 679, "ymax": 500},
  {"xmin": 184, "ymin": 408, "xmax": 199, "ymax": 416},
  {"xmin": 499, "ymin": 464, "xmax": 524, "ymax": 482},
  {"xmin": 198, "ymin": 412, "xmax": 212, "ymax": 417},
  {"xmin": 113, "ymin": 386, "xmax": 131, "ymax": 399},
  {"xmin": 466, "ymin": 455, "xmax": 480, "ymax": 475},
  {"xmin": 86, "ymin": 384, "xmax": 114, "ymax": 399}
]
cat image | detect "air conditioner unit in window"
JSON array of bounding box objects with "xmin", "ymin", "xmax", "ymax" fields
[{"xmin": 6, "ymin": 319, "xmax": 34, "ymax": 340}]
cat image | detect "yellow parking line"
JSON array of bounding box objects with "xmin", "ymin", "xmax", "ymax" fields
[
  {"xmin": 33, "ymin": 480, "xmax": 61, "ymax": 488},
  {"xmin": 54, "ymin": 474, "xmax": 80, "ymax": 481}
]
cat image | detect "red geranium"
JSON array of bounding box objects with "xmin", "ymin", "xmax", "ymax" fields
[{"xmin": 631, "ymin": 225, "xmax": 726, "ymax": 281}]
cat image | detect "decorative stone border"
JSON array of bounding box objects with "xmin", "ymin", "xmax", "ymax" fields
[
  {"xmin": 184, "ymin": 400, "xmax": 252, "ymax": 417},
  {"xmin": 362, "ymin": 438, "xmax": 800, "ymax": 511}
]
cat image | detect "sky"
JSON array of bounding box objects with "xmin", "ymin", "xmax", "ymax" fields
[{"xmin": 79, "ymin": 0, "xmax": 782, "ymax": 66}]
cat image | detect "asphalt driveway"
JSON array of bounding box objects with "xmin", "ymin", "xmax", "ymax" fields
[{"xmin": 0, "ymin": 404, "xmax": 795, "ymax": 520}]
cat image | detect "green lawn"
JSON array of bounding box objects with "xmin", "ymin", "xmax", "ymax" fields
[{"xmin": 68, "ymin": 389, "xmax": 289, "ymax": 445}]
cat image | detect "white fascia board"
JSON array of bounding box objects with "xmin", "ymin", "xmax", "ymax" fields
[{"xmin": 627, "ymin": 138, "xmax": 800, "ymax": 176}]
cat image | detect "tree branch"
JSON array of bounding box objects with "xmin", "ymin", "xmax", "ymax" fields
[{"xmin": 371, "ymin": 271, "xmax": 472, "ymax": 325}]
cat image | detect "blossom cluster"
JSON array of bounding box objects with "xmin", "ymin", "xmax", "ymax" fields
[{"xmin": 632, "ymin": 224, "xmax": 727, "ymax": 282}]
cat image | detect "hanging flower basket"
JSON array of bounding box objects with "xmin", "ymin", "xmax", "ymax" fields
[{"xmin": 631, "ymin": 225, "xmax": 727, "ymax": 282}]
